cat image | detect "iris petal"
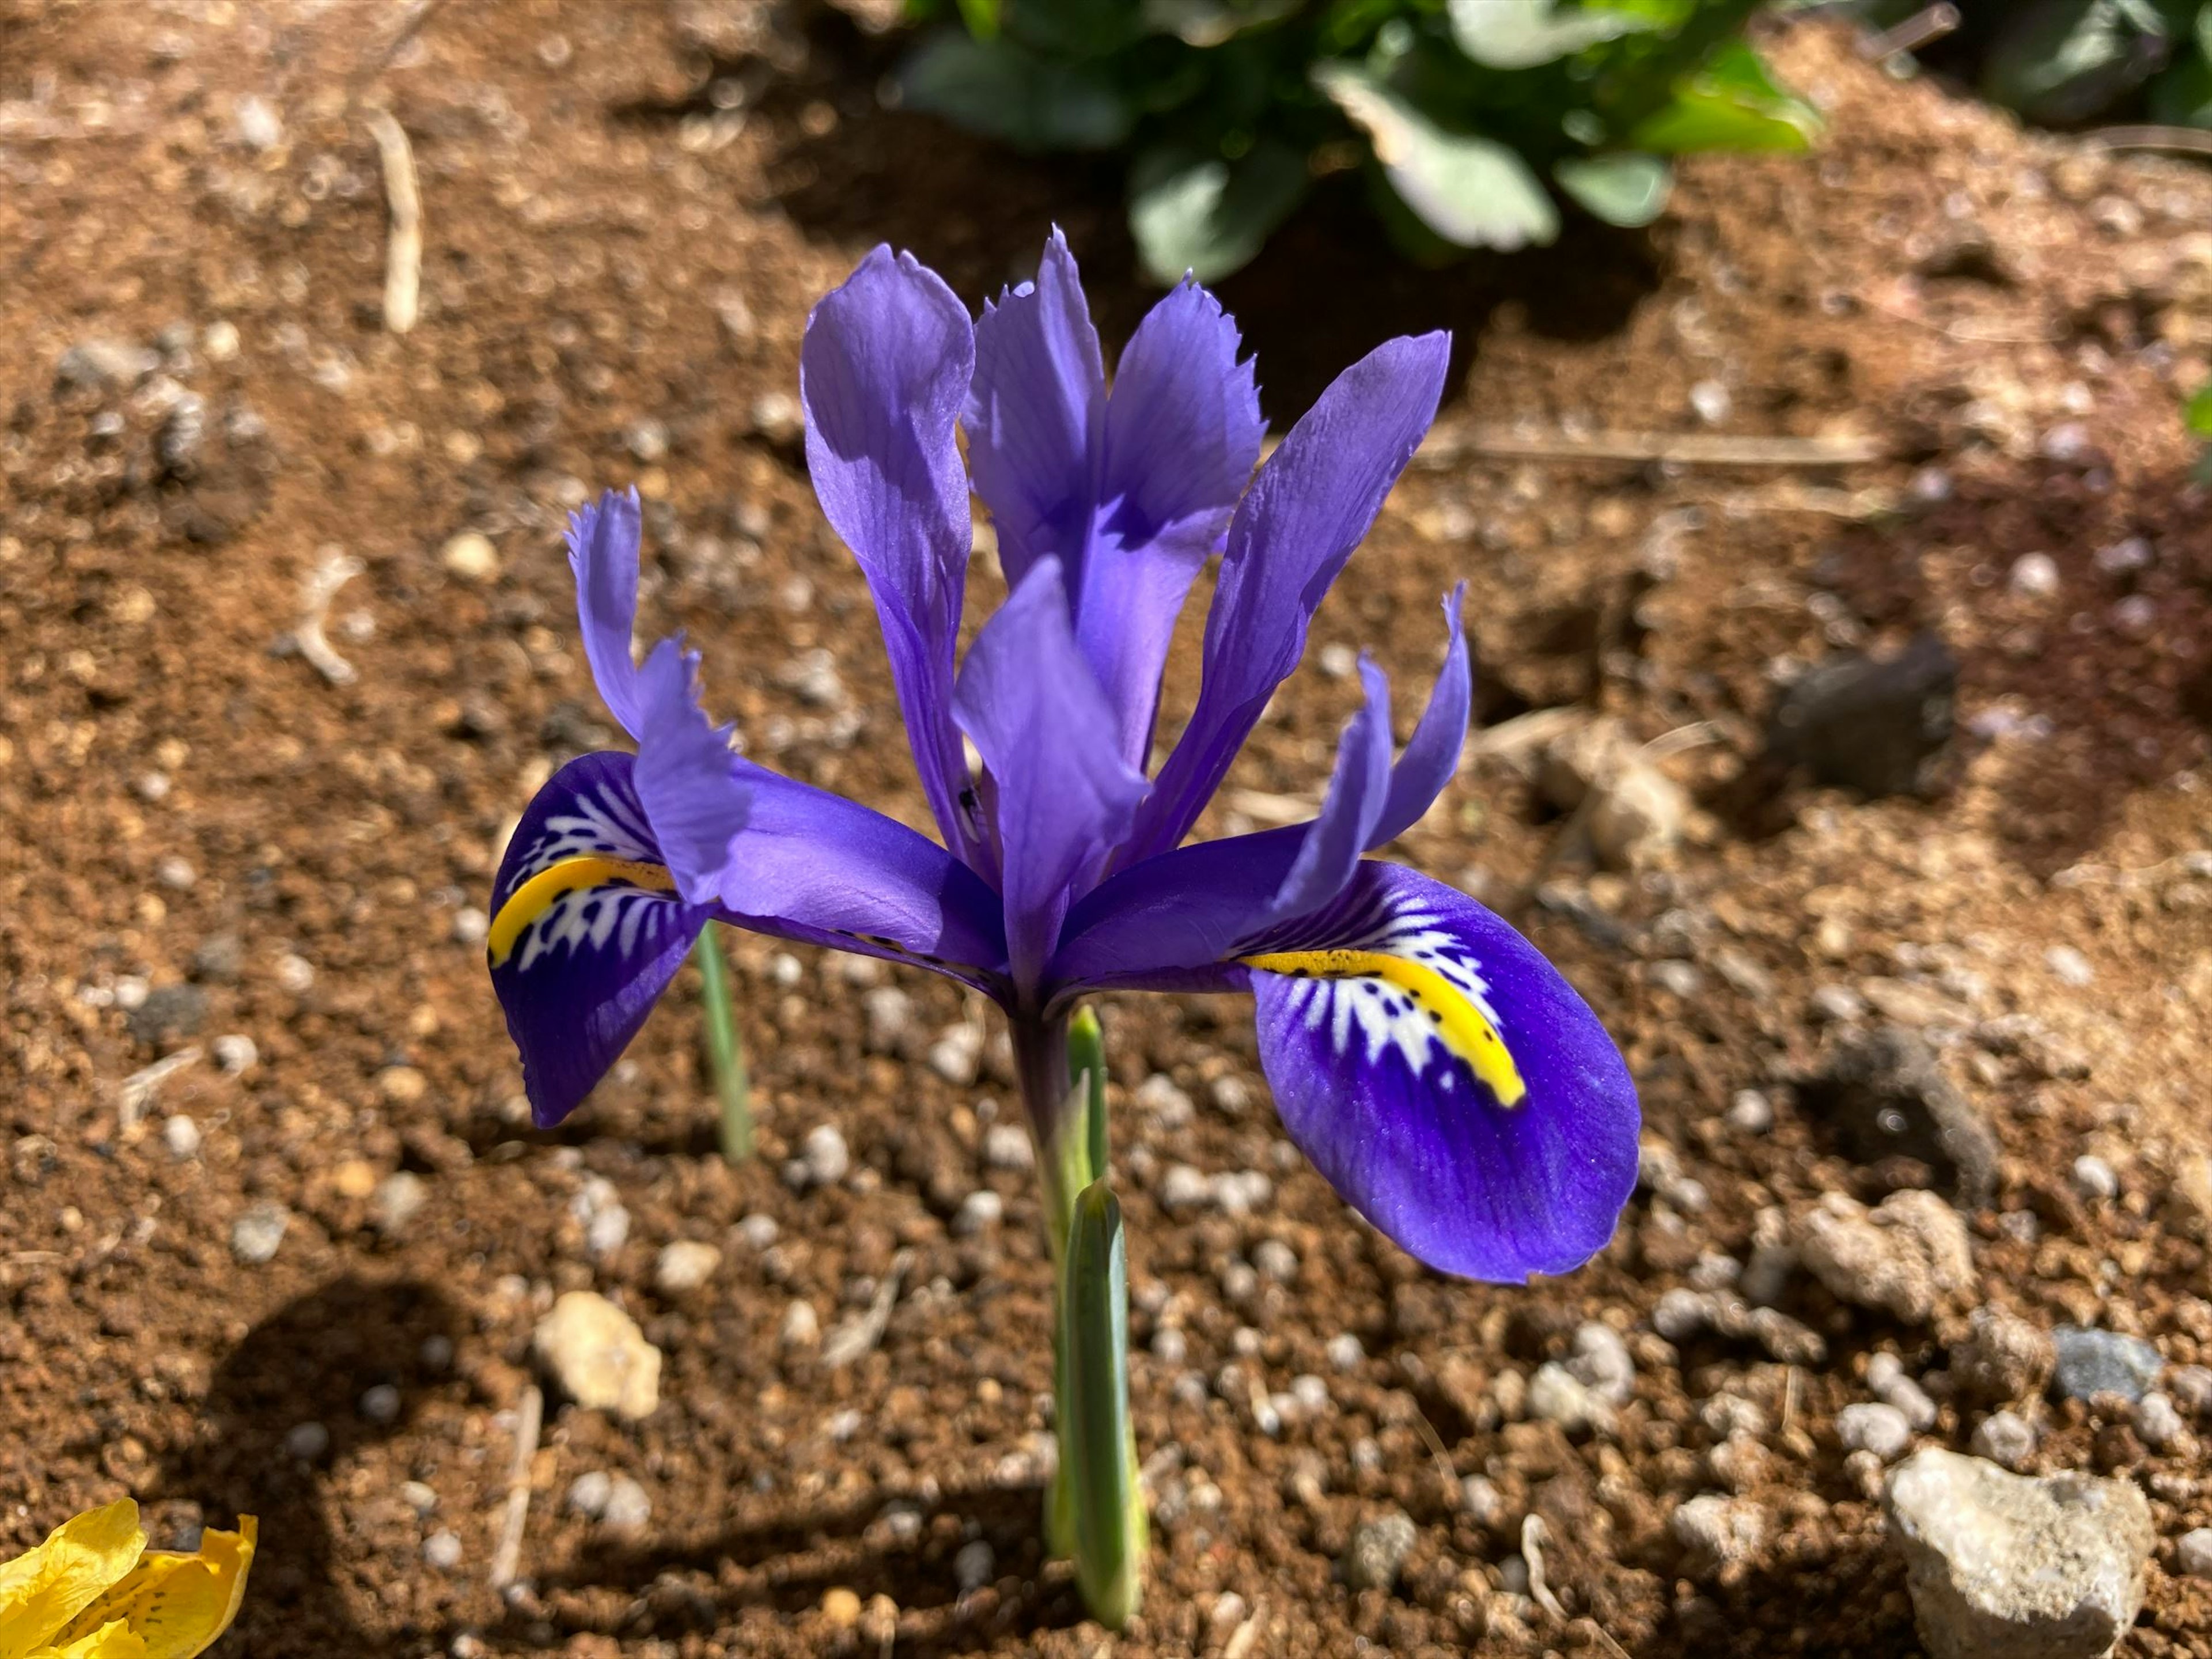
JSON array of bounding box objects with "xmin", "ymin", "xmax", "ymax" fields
[
  {"xmin": 488, "ymin": 752, "xmax": 713, "ymax": 1127},
  {"xmin": 1369, "ymin": 584, "xmax": 1469, "ymax": 846},
  {"xmin": 1244, "ymin": 862, "xmax": 1639, "ymax": 1282},
  {"xmin": 801, "ymin": 245, "xmax": 984, "ymax": 866},
  {"xmin": 566, "ymin": 490, "xmax": 646, "ymax": 741},
  {"xmin": 1128, "ymin": 331, "xmax": 1450, "ymax": 862},
  {"xmin": 953, "ymin": 558, "xmax": 1147, "ymax": 994}
]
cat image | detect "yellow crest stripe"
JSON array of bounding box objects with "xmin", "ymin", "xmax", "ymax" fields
[
  {"xmin": 1238, "ymin": 948, "xmax": 1527, "ymax": 1106},
  {"xmin": 487, "ymin": 856, "xmax": 679, "ymax": 967}
]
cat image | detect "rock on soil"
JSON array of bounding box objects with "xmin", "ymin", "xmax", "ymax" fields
[
  {"xmin": 1800, "ymin": 1024, "xmax": 1999, "ymax": 1203},
  {"xmin": 1765, "ymin": 631, "xmax": 1958, "ymax": 797},
  {"xmin": 2050, "ymin": 1326, "xmax": 2164, "ymax": 1404},
  {"xmin": 532, "ymin": 1291, "xmax": 662, "ymax": 1421},
  {"xmin": 1340, "ymin": 1510, "xmax": 1417, "ymax": 1592},
  {"xmin": 1953, "ymin": 1305, "xmax": 2056, "ymax": 1404},
  {"xmin": 1796, "ymin": 1190, "xmax": 1973, "ymax": 1325},
  {"xmin": 1884, "ymin": 1448, "xmax": 2153, "ymax": 1659}
]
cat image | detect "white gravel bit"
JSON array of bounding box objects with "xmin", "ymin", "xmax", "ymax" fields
[
  {"xmin": 1158, "ymin": 1164, "xmax": 1210, "ymax": 1212},
  {"xmin": 1133, "ymin": 1073, "xmax": 1194, "ymax": 1127},
  {"xmin": 1210, "ymin": 1169, "xmax": 1271, "ymax": 1215},
  {"xmin": 1795, "ymin": 1190, "xmax": 1973, "ymax": 1325},
  {"xmin": 982, "ymin": 1123, "xmax": 1033, "ymax": 1171},
  {"xmin": 654, "ymin": 1240, "xmax": 723, "ymax": 1294},
  {"xmin": 2070, "ymin": 1155, "xmax": 2119, "ymax": 1202},
  {"xmin": 2176, "ymin": 1529, "xmax": 2212, "ymax": 1580},
  {"xmin": 566, "ymin": 1471, "xmax": 613, "ymax": 1519},
  {"xmin": 1969, "ymin": 1411, "xmax": 2038, "ymax": 1471},
  {"xmin": 951, "ymin": 1189, "xmax": 1004, "ymax": 1237},
  {"xmin": 207, "ymin": 1039, "xmax": 256, "ymax": 1079},
  {"xmin": 531, "ymin": 1291, "xmax": 662, "ymax": 1421},
  {"xmin": 1671, "ymin": 1494, "xmax": 1770, "ymax": 1577},
  {"xmin": 359, "ymin": 1384, "xmax": 402, "ymax": 1424},
  {"xmin": 1527, "ymin": 1362, "xmax": 1614, "ymax": 1435},
  {"xmin": 801, "ymin": 1124, "xmax": 851, "ymax": 1187},
  {"xmin": 422, "ymin": 1530, "xmax": 464, "ymax": 1570},
  {"xmin": 1884, "ymin": 1447, "xmax": 2153, "ymax": 1659},
  {"xmin": 1567, "ymin": 1321, "xmax": 1635, "ymax": 1404},
  {"xmin": 2134, "ymin": 1391, "xmax": 2187, "ymax": 1450},
  {"xmin": 927, "ymin": 1024, "xmax": 983, "ymax": 1085},
  {"xmin": 162, "ymin": 1114, "xmax": 202, "ymax": 1160},
  {"xmin": 600, "ymin": 1475, "xmax": 652, "ymax": 1537},
  {"xmin": 1252, "ymin": 1238, "xmax": 1298, "ymax": 1283},
  {"xmin": 862, "ymin": 986, "xmax": 912, "ymax": 1051},
  {"xmin": 570, "ymin": 1177, "xmax": 630, "ymax": 1260},
  {"xmin": 1839, "ymin": 1402, "xmax": 1914, "ymax": 1463},
  {"xmin": 736, "ymin": 1214, "xmax": 779, "ymax": 1251},
  {"xmin": 230, "ymin": 1201, "xmax": 290, "ymax": 1265},
  {"xmin": 370, "ymin": 1171, "xmax": 429, "ymax": 1238},
  {"xmin": 780, "ymin": 1299, "xmax": 820, "ymax": 1352},
  {"xmin": 283, "ymin": 1421, "xmax": 330, "ymax": 1461},
  {"xmin": 1327, "ymin": 1333, "xmax": 1366, "ymax": 1373}
]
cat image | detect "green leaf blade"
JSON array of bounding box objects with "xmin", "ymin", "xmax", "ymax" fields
[
  {"xmin": 1554, "ymin": 151, "xmax": 1671, "ymax": 224},
  {"xmin": 1129, "ymin": 139, "xmax": 1309, "ymax": 283}
]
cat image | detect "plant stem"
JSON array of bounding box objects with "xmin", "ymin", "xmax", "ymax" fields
[
  {"xmin": 1011, "ymin": 1009, "xmax": 1145, "ymax": 1628},
  {"xmin": 694, "ymin": 926, "xmax": 752, "ymax": 1163}
]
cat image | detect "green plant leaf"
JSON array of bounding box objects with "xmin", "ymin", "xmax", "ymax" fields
[
  {"xmin": 1315, "ymin": 62, "xmax": 1559, "ymax": 250},
  {"xmin": 2187, "ymin": 380, "xmax": 2212, "ymax": 437},
  {"xmin": 1448, "ymin": 0, "xmax": 1654, "ymax": 69},
  {"xmin": 899, "ymin": 31, "xmax": 1134, "ymax": 151},
  {"xmin": 1060, "ymin": 1180, "xmax": 1143, "ymax": 1628},
  {"xmin": 1626, "ymin": 42, "xmax": 1818, "ymax": 152},
  {"xmin": 954, "ymin": 0, "xmax": 1001, "ymax": 40},
  {"xmin": 1981, "ymin": 0, "xmax": 2177, "ymax": 124},
  {"xmin": 1554, "ymin": 151, "xmax": 1672, "ymax": 224},
  {"xmin": 2149, "ymin": 46, "xmax": 2212, "ymax": 125},
  {"xmin": 1129, "ymin": 139, "xmax": 1309, "ymax": 282}
]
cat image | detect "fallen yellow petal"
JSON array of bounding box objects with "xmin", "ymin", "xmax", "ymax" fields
[
  {"xmin": 48, "ymin": 1519, "xmax": 255, "ymax": 1659},
  {"xmin": 0, "ymin": 1501, "xmax": 147, "ymax": 1659}
]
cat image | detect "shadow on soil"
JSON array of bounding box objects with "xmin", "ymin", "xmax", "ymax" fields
[
  {"xmin": 627, "ymin": 1, "xmax": 1664, "ymax": 426},
  {"xmin": 487, "ymin": 1480, "xmax": 1084, "ymax": 1656},
  {"xmin": 154, "ymin": 1277, "xmax": 467, "ymax": 1659}
]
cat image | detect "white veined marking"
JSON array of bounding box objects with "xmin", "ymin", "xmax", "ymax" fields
[
  {"xmin": 509, "ymin": 778, "xmax": 660, "ymax": 891},
  {"xmin": 517, "ymin": 882, "xmax": 676, "ymax": 974},
  {"xmin": 1287, "ymin": 898, "xmax": 1509, "ymax": 1086}
]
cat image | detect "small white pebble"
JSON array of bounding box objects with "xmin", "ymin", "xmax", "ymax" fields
[
  {"xmin": 1252, "ymin": 1238, "xmax": 1298, "ymax": 1283},
  {"xmin": 952, "ymin": 1189, "xmax": 1003, "ymax": 1237},
  {"xmin": 2177, "ymin": 1528, "xmax": 2212, "ymax": 1579},
  {"xmin": 2137, "ymin": 1391, "xmax": 2186, "ymax": 1449},
  {"xmin": 451, "ymin": 907, "xmax": 489, "ymax": 946},
  {"xmin": 422, "ymin": 1530, "xmax": 463, "ymax": 1570},
  {"xmin": 601, "ymin": 1476, "xmax": 651, "ymax": 1535},
  {"xmin": 802, "ymin": 1124, "xmax": 850, "ymax": 1186},
  {"xmin": 162, "ymin": 1114, "xmax": 202, "ymax": 1160},
  {"xmin": 955, "ymin": 1539, "xmax": 995, "ymax": 1593},
  {"xmin": 157, "ymin": 856, "xmax": 197, "ymax": 890},
  {"xmin": 283, "ymin": 1421, "xmax": 330, "ymax": 1461},
  {"xmin": 211, "ymin": 1033, "xmax": 257, "ymax": 1074},
  {"xmin": 2071, "ymin": 1154, "xmax": 2119, "ymax": 1202},
  {"xmin": 1970, "ymin": 1409, "xmax": 2037, "ymax": 1469},
  {"xmin": 736, "ymin": 1214, "xmax": 779, "ymax": 1251},
  {"xmin": 400, "ymin": 1480, "xmax": 438, "ymax": 1517},
  {"xmin": 2046, "ymin": 945, "xmax": 2094, "ymax": 987},
  {"xmin": 1726, "ymin": 1089, "xmax": 1772, "ymax": 1133},
  {"xmin": 566, "ymin": 1471, "xmax": 613, "ymax": 1518},
  {"xmin": 1328, "ymin": 1333, "xmax": 1365, "ymax": 1372},
  {"xmin": 274, "ymin": 953, "xmax": 315, "ymax": 994},
  {"xmin": 982, "ymin": 1123, "xmax": 1033, "ymax": 1171},
  {"xmin": 440, "ymin": 532, "xmax": 499, "ymax": 584},
  {"xmin": 359, "ymin": 1384, "xmax": 402, "ymax": 1423},
  {"xmin": 1838, "ymin": 1402, "xmax": 1912, "ymax": 1462},
  {"xmin": 1690, "ymin": 380, "xmax": 1732, "ymax": 425},
  {"xmin": 2007, "ymin": 552, "xmax": 2059, "ymax": 599}
]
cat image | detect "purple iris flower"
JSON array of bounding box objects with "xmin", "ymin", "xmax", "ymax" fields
[{"xmin": 486, "ymin": 234, "xmax": 1637, "ymax": 1282}]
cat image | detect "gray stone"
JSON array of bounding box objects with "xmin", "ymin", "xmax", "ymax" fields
[
  {"xmin": 370, "ymin": 1171, "xmax": 429, "ymax": 1238},
  {"xmin": 358, "ymin": 1384, "xmax": 401, "ymax": 1424},
  {"xmin": 1800, "ymin": 1025, "xmax": 1999, "ymax": 1204},
  {"xmin": 1341, "ymin": 1509, "xmax": 1418, "ymax": 1592},
  {"xmin": 283, "ymin": 1421, "xmax": 330, "ymax": 1461},
  {"xmin": 1884, "ymin": 1448, "xmax": 2153, "ymax": 1659},
  {"xmin": 1766, "ymin": 632, "xmax": 1956, "ymax": 798},
  {"xmin": 601, "ymin": 1475, "xmax": 652, "ymax": 1537},
  {"xmin": 127, "ymin": 984, "xmax": 207, "ymax": 1047},
  {"xmin": 1796, "ymin": 1190, "xmax": 1973, "ymax": 1325},
  {"xmin": 2050, "ymin": 1327, "xmax": 2162, "ymax": 1404},
  {"xmin": 955, "ymin": 1539, "xmax": 995, "ymax": 1593}
]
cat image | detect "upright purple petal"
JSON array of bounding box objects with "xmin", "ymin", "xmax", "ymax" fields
[
  {"xmin": 1077, "ymin": 276, "xmax": 1264, "ymax": 768},
  {"xmin": 488, "ymin": 752, "xmax": 711, "ymax": 1126},
  {"xmin": 953, "ymin": 558, "xmax": 1147, "ymax": 995},
  {"xmin": 1244, "ymin": 862, "xmax": 1638, "ymax": 1282},
  {"xmin": 963, "ymin": 236, "xmax": 1263, "ymax": 772},
  {"xmin": 802, "ymin": 247, "xmax": 984, "ymax": 866},
  {"xmin": 566, "ymin": 490, "xmax": 646, "ymax": 740},
  {"xmin": 628, "ymin": 638, "xmax": 752, "ymax": 904},
  {"xmin": 1370, "ymin": 585, "xmax": 1470, "ymax": 846},
  {"xmin": 1258, "ymin": 659, "xmax": 1393, "ymax": 926},
  {"xmin": 966, "ymin": 229, "xmax": 1106, "ymax": 591},
  {"xmin": 1126, "ymin": 332, "xmax": 1450, "ymax": 862}
]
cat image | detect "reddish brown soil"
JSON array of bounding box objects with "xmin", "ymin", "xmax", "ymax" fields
[{"xmin": 5, "ymin": 6, "xmax": 2212, "ymax": 1657}]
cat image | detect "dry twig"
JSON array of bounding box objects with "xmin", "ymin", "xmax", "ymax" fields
[
  {"xmin": 1858, "ymin": 3, "xmax": 1959, "ymax": 61},
  {"xmin": 1222, "ymin": 1600, "xmax": 1268, "ymax": 1659},
  {"xmin": 118, "ymin": 1047, "xmax": 202, "ymax": 1126},
  {"xmin": 297, "ymin": 548, "xmax": 365, "ymax": 684},
  {"xmin": 823, "ymin": 1248, "xmax": 913, "ymax": 1368},
  {"xmin": 364, "ymin": 109, "xmax": 421, "ymax": 334},
  {"xmin": 1422, "ymin": 426, "xmax": 1884, "ymax": 469},
  {"xmin": 489, "ymin": 1384, "xmax": 544, "ymax": 1590},
  {"xmin": 2080, "ymin": 124, "xmax": 2212, "ymax": 157},
  {"xmin": 1521, "ymin": 1513, "xmax": 1570, "ymax": 1622}
]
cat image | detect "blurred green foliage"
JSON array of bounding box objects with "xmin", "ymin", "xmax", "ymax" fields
[{"xmin": 896, "ymin": 0, "xmax": 1818, "ymax": 282}]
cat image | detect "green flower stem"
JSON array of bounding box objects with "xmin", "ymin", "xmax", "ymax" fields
[
  {"xmin": 693, "ymin": 926, "xmax": 752, "ymax": 1164},
  {"xmin": 1013, "ymin": 1007, "xmax": 1145, "ymax": 1628}
]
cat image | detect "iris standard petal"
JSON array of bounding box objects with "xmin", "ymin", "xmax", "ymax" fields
[
  {"xmin": 953, "ymin": 558, "xmax": 1147, "ymax": 994},
  {"xmin": 566, "ymin": 489, "xmax": 646, "ymax": 741},
  {"xmin": 1127, "ymin": 331, "xmax": 1451, "ymax": 862},
  {"xmin": 965, "ymin": 228, "xmax": 1106, "ymax": 591},
  {"xmin": 801, "ymin": 245, "xmax": 984, "ymax": 865},
  {"xmin": 1256, "ymin": 658, "xmax": 1393, "ymax": 927},
  {"xmin": 1242, "ymin": 862, "xmax": 1638, "ymax": 1282},
  {"xmin": 628, "ymin": 637, "xmax": 752, "ymax": 904},
  {"xmin": 1079, "ymin": 275, "xmax": 1264, "ymax": 768},
  {"xmin": 488, "ymin": 752, "xmax": 712, "ymax": 1126},
  {"xmin": 1369, "ymin": 584, "xmax": 1470, "ymax": 846}
]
